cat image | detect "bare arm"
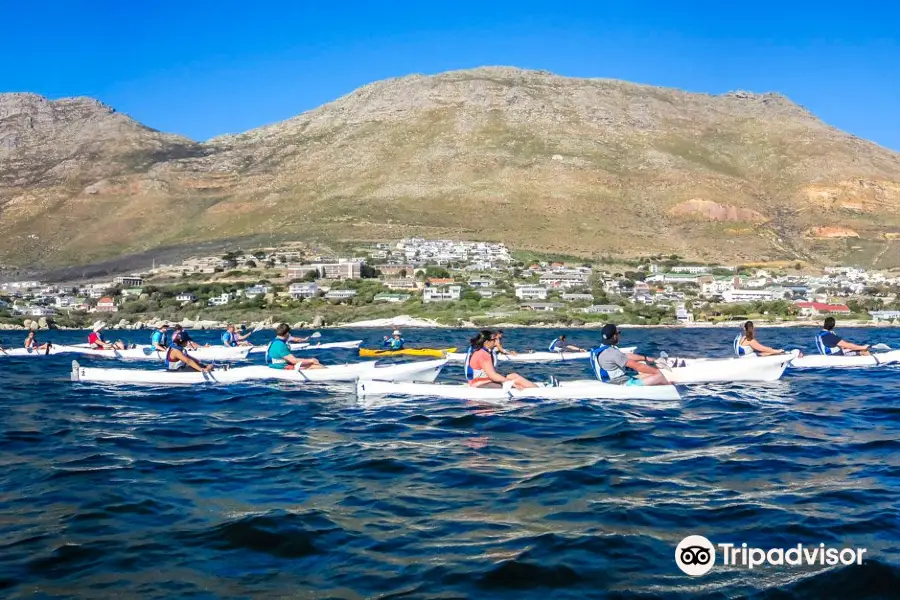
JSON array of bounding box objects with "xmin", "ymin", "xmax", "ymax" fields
[
  {"xmin": 749, "ymin": 339, "xmax": 785, "ymax": 356},
  {"xmin": 480, "ymin": 361, "xmax": 510, "ymax": 384},
  {"xmin": 838, "ymin": 340, "xmax": 870, "ymax": 352},
  {"xmin": 174, "ymin": 348, "xmax": 211, "ymax": 372},
  {"xmin": 625, "ymin": 358, "xmax": 661, "ymax": 376},
  {"xmin": 626, "ymin": 352, "xmax": 656, "ymax": 365}
]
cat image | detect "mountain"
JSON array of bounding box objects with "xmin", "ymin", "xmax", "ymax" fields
[{"xmin": 3, "ymin": 67, "xmax": 900, "ymax": 270}]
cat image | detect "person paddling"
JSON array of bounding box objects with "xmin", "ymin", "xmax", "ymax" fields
[
  {"xmin": 88, "ymin": 322, "xmax": 126, "ymax": 350},
  {"xmin": 266, "ymin": 324, "xmax": 325, "ymax": 370},
  {"xmin": 548, "ymin": 335, "xmax": 585, "ymax": 352},
  {"xmin": 150, "ymin": 323, "xmax": 170, "ymax": 352},
  {"xmin": 591, "ymin": 324, "xmax": 668, "ymax": 386},
  {"xmin": 24, "ymin": 330, "xmax": 51, "ymax": 352},
  {"xmin": 465, "ymin": 330, "xmax": 536, "ymax": 389},
  {"xmin": 165, "ymin": 332, "xmax": 213, "ymax": 373},
  {"xmin": 492, "ymin": 329, "xmax": 517, "ymax": 357},
  {"xmin": 171, "ymin": 325, "xmax": 204, "ymax": 351},
  {"xmin": 221, "ymin": 324, "xmax": 253, "ymax": 347},
  {"xmin": 382, "ymin": 330, "xmax": 405, "ymax": 351},
  {"xmin": 733, "ymin": 321, "xmax": 789, "ymax": 357},
  {"xmin": 815, "ymin": 316, "xmax": 871, "ymax": 356}
]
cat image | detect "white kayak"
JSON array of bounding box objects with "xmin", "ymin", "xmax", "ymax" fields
[
  {"xmin": 355, "ymin": 378, "xmax": 680, "ymax": 401},
  {"xmin": 658, "ymin": 351, "xmax": 798, "ymax": 383},
  {"xmin": 71, "ymin": 358, "xmax": 447, "ymax": 385},
  {"xmin": 790, "ymin": 350, "xmax": 900, "ymax": 368},
  {"xmin": 246, "ymin": 340, "xmax": 363, "ymax": 354},
  {"xmin": 446, "ymin": 346, "xmax": 637, "ymax": 363},
  {"xmin": 0, "ymin": 344, "xmax": 249, "ymax": 361}
]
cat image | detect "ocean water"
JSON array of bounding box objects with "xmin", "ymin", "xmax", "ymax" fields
[{"xmin": 1, "ymin": 326, "xmax": 899, "ymax": 599}]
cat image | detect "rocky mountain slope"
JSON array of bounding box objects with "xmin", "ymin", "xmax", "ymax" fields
[{"xmin": 3, "ymin": 67, "xmax": 900, "ymax": 269}]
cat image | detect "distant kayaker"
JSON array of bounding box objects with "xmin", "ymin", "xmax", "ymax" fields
[
  {"xmin": 591, "ymin": 324, "xmax": 668, "ymax": 386},
  {"xmin": 492, "ymin": 329, "xmax": 517, "ymax": 357},
  {"xmin": 734, "ymin": 321, "xmax": 789, "ymax": 357},
  {"xmin": 222, "ymin": 324, "xmax": 253, "ymax": 347},
  {"xmin": 24, "ymin": 330, "xmax": 51, "ymax": 352},
  {"xmin": 165, "ymin": 331, "xmax": 213, "ymax": 373},
  {"xmin": 88, "ymin": 322, "xmax": 126, "ymax": 350},
  {"xmin": 266, "ymin": 323, "xmax": 325, "ymax": 370},
  {"xmin": 548, "ymin": 335, "xmax": 585, "ymax": 352},
  {"xmin": 816, "ymin": 317, "xmax": 870, "ymax": 356},
  {"xmin": 171, "ymin": 325, "xmax": 204, "ymax": 351},
  {"xmin": 465, "ymin": 330, "xmax": 536, "ymax": 389},
  {"xmin": 150, "ymin": 324, "xmax": 170, "ymax": 352},
  {"xmin": 383, "ymin": 330, "xmax": 405, "ymax": 351}
]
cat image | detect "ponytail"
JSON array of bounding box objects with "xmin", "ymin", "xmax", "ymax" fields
[
  {"xmin": 470, "ymin": 329, "xmax": 494, "ymax": 349},
  {"xmin": 744, "ymin": 320, "xmax": 755, "ymax": 342}
]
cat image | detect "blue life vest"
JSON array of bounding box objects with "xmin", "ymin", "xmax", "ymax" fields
[
  {"xmin": 815, "ymin": 330, "xmax": 842, "ymax": 355},
  {"xmin": 151, "ymin": 330, "xmax": 168, "ymax": 347},
  {"xmin": 590, "ymin": 344, "xmax": 613, "ymax": 382},
  {"xmin": 222, "ymin": 331, "xmax": 238, "ymax": 347},
  {"xmin": 464, "ymin": 347, "xmax": 492, "ymax": 382},
  {"xmin": 733, "ymin": 335, "xmax": 754, "ymax": 357},
  {"xmin": 549, "ymin": 338, "xmax": 563, "ymax": 351}
]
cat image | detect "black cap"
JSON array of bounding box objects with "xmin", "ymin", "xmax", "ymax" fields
[{"xmin": 601, "ymin": 324, "xmax": 619, "ymax": 341}]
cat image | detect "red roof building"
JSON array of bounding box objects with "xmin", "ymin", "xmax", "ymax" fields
[{"xmin": 795, "ymin": 301, "xmax": 851, "ymax": 316}]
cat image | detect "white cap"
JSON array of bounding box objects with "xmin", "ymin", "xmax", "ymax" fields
[
  {"xmin": 392, "ymin": 330, "xmax": 402, "ymax": 336},
  {"xmin": 92, "ymin": 321, "xmax": 106, "ymax": 332}
]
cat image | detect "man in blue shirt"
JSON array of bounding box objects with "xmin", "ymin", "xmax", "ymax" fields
[
  {"xmin": 150, "ymin": 324, "xmax": 169, "ymax": 352},
  {"xmin": 815, "ymin": 317, "xmax": 871, "ymax": 356},
  {"xmin": 266, "ymin": 323, "xmax": 325, "ymax": 370},
  {"xmin": 548, "ymin": 335, "xmax": 585, "ymax": 352},
  {"xmin": 382, "ymin": 330, "xmax": 405, "ymax": 350},
  {"xmin": 221, "ymin": 324, "xmax": 253, "ymax": 347}
]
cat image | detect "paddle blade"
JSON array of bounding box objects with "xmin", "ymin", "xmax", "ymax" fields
[
  {"xmin": 309, "ymin": 331, "xmax": 322, "ymax": 339},
  {"xmin": 870, "ymin": 343, "xmax": 893, "ymax": 352}
]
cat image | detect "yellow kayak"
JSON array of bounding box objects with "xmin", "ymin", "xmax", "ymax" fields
[{"xmin": 359, "ymin": 347, "xmax": 456, "ymax": 358}]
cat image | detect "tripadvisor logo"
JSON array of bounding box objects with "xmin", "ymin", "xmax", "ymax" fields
[
  {"xmin": 675, "ymin": 535, "xmax": 868, "ymax": 576},
  {"xmin": 675, "ymin": 535, "xmax": 716, "ymax": 576}
]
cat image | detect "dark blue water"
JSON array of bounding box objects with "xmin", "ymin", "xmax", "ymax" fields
[{"xmin": 2, "ymin": 326, "xmax": 899, "ymax": 599}]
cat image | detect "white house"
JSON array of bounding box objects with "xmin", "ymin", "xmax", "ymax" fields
[
  {"xmin": 467, "ymin": 277, "xmax": 495, "ymax": 288},
  {"xmin": 670, "ymin": 265, "xmax": 710, "ymax": 274},
  {"xmin": 515, "ymin": 286, "xmax": 549, "ymax": 300},
  {"xmin": 176, "ymin": 293, "xmax": 198, "ymax": 303},
  {"xmin": 243, "ymin": 284, "xmax": 272, "ymax": 299},
  {"xmin": 94, "ymin": 296, "xmax": 118, "ymax": 313},
  {"xmin": 423, "ymin": 285, "xmax": 461, "ymax": 303},
  {"xmin": 721, "ymin": 289, "xmax": 775, "ymax": 303},
  {"xmin": 208, "ymin": 293, "xmax": 231, "ymax": 306},
  {"xmin": 561, "ymin": 293, "xmax": 594, "ymax": 302},
  {"xmin": 582, "ymin": 305, "xmax": 624, "ymax": 314},
  {"xmin": 325, "ymin": 290, "xmax": 357, "ymax": 302},
  {"xmin": 675, "ymin": 304, "xmax": 694, "ymax": 323},
  {"xmin": 113, "ymin": 275, "xmax": 144, "ymax": 288},
  {"xmin": 374, "ymin": 293, "xmax": 411, "ymax": 303},
  {"xmin": 288, "ymin": 283, "xmax": 318, "ymax": 299},
  {"xmin": 27, "ymin": 306, "xmax": 57, "ymax": 317}
]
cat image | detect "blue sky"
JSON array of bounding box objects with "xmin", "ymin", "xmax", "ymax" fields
[{"xmin": 2, "ymin": 1, "xmax": 898, "ymax": 149}]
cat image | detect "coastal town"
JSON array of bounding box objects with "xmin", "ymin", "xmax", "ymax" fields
[{"xmin": 2, "ymin": 237, "xmax": 900, "ymax": 329}]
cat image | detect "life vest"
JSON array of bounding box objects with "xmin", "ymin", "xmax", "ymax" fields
[
  {"xmin": 165, "ymin": 347, "xmax": 185, "ymax": 371},
  {"xmin": 590, "ymin": 344, "xmax": 626, "ymax": 382},
  {"xmin": 151, "ymin": 330, "xmax": 168, "ymax": 347},
  {"xmin": 733, "ymin": 335, "xmax": 755, "ymax": 357},
  {"xmin": 265, "ymin": 338, "xmax": 291, "ymax": 368},
  {"xmin": 464, "ymin": 347, "xmax": 491, "ymax": 382},
  {"xmin": 549, "ymin": 338, "xmax": 563, "ymax": 351},
  {"xmin": 815, "ymin": 330, "xmax": 842, "ymax": 355},
  {"xmin": 222, "ymin": 331, "xmax": 238, "ymax": 347}
]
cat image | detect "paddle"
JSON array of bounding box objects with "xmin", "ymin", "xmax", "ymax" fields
[
  {"xmin": 869, "ymin": 343, "xmax": 892, "ymax": 352},
  {"xmin": 309, "ymin": 331, "xmax": 322, "ymax": 339}
]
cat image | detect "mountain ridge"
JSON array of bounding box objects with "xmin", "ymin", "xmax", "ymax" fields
[{"xmin": 2, "ymin": 66, "xmax": 900, "ymax": 269}]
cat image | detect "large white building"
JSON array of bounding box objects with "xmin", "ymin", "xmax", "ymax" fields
[
  {"xmin": 515, "ymin": 286, "xmax": 549, "ymax": 301},
  {"xmin": 721, "ymin": 289, "xmax": 775, "ymax": 303},
  {"xmin": 423, "ymin": 285, "xmax": 461, "ymax": 303},
  {"xmin": 288, "ymin": 283, "xmax": 318, "ymax": 299}
]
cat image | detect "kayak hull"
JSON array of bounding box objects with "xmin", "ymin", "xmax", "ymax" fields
[
  {"xmin": 661, "ymin": 351, "xmax": 798, "ymax": 383},
  {"xmin": 360, "ymin": 348, "xmax": 456, "ymax": 358},
  {"xmin": 71, "ymin": 358, "xmax": 447, "ymax": 385},
  {"xmin": 791, "ymin": 350, "xmax": 900, "ymax": 368},
  {"xmin": 247, "ymin": 340, "xmax": 363, "ymax": 354},
  {"xmin": 446, "ymin": 346, "xmax": 637, "ymax": 363},
  {"xmin": 0, "ymin": 344, "xmax": 250, "ymax": 361},
  {"xmin": 356, "ymin": 379, "xmax": 680, "ymax": 401}
]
